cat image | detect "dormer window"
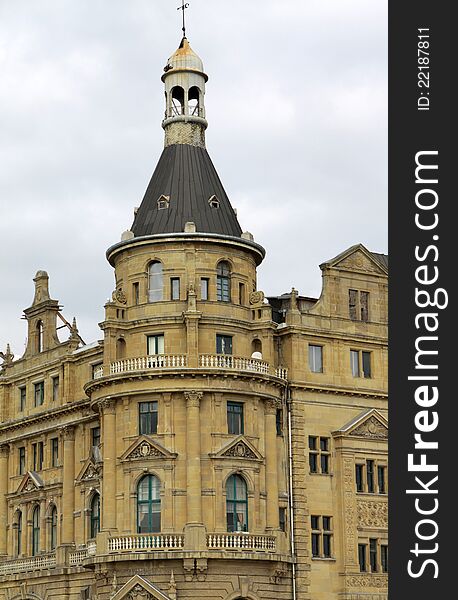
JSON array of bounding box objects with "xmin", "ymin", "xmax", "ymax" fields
[
  {"xmin": 157, "ymin": 195, "xmax": 170, "ymax": 210},
  {"xmin": 209, "ymin": 195, "xmax": 220, "ymax": 209}
]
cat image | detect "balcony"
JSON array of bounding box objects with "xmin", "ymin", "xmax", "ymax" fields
[
  {"xmin": 0, "ymin": 553, "xmax": 57, "ymax": 576},
  {"xmin": 93, "ymin": 354, "xmax": 287, "ymax": 381},
  {"xmin": 207, "ymin": 533, "xmax": 276, "ymax": 552},
  {"xmin": 108, "ymin": 534, "xmax": 184, "ymax": 553}
]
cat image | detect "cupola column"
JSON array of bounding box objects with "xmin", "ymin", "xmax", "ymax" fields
[
  {"xmin": 265, "ymin": 400, "xmax": 280, "ymax": 530},
  {"xmin": 61, "ymin": 426, "xmax": 75, "ymax": 545},
  {"xmin": 101, "ymin": 399, "xmax": 117, "ymax": 532},
  {"xmin": 0, "ymin": 445, "xmax": 9, "ymax": 555}
]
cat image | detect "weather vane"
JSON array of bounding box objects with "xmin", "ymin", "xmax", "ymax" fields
[{"xmin": 177, "ymin": 1, "xmax": 190, "ymax": 37}]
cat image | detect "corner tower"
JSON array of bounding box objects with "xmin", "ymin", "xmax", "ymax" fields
[{"xmin": 85, "ymin": 33, "xmax": 292, "ymax": 600}]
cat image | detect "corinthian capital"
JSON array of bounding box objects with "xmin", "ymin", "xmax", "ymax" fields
[
  {"xmin": 184, "ymin": 390, "xmax": 203, "ymax": 408},
  {"xmin": 264, "ymin": 398, "xmax": 279, "ymax": 415},
  {"xmin": 60, "ymin": 425, "xmax": 76, "ymax": 441},
  {"xmin": 0, "ymin": 444, "xmax": 10, "ymax": 458},
  {"xmin": 100, "ymin": 398, "xmax": 117, "ymax": 415}
]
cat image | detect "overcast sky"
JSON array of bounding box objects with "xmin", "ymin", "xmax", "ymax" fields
[{"xmin": 0, "ymin": 0, "xmax": 387, "ymax": 357}]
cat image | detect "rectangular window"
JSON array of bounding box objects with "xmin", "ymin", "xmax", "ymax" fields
[
  {"xmin": 171, "ymin": 278, "xmax": 180, "ymax": 300},
  {"xmin": 92, "ymin": 427, "xmax": 101, "ymax": 447},
  {"xmin": 378, "ymin": 465, "xmax": 386, "ymax": 494},
  {"xmin": 309, "ymin": 453, "xmax": 318, "ymax": 473},
  {"xmin": 19, "ymin": 447, "xmax": 26, "ymax": 475},
  {"xmin": 19, "ymin": 386, "xmax": 26, "ymax": 411},
  {"xmin": 360, "ymin": 291, "xmax": 369, "ymax": 322},
  {"xmin": 51, "ymin": 438, "xmax": 59, "ymax": 467},
  {"xmin": 323, "ymin": 533, "xmax": 332, "ymax": 557},
  {"xmin": 238, "ymin": 283, "xmax": 245, "ymax": 305},
  {"xmin": 139, "ymin": 401, "xmax": 158, "ymax": 435},
  {"xmin": 367, "ymin": 460, "xmax": 375, "ymax": 493},
  {"xmin": 216, "ymin": 334, "xmax": 233, "ymax": 355},
  {"xmin": 358, "ymin": 544, "xmax": 367, "ymax": 572},
  {"xmin": 350, "ymin": 350, "xmax": 360, "ymax": 377},
  {"xmin": 355, "ymin": 464, "xmax": 364, "ymax": 492},
  {"xmin": 133, "ymin": 282, "xmax": 140, "ymax": 305},
  {"xmin": 311, "ymin": 515, "xmax": 320, "ymax": 530},
  {"xmin": 369, "ymin": 538, "xmax": 378, "ymax": 572},
  {"xmin": 52, "ymin": 377, "xmax": 59, "ymax": 402},
  {"xmin": 362, "ymin": 351, "xmax": 372, "ymax": 378},
  {"xmin": 349, "ymin": 289, "xmax": 370, "ymax": 321},
  {"xmin": 279, "ymin": 507, "xmax": 287, "ymax": 532},
  {"xmin": 276, "ymin": 409, "xmax": 283, "ymax": 436},
  {"xmin": 34, "ymin": 381, "xmax": 44, "ymax": 407},
  {"xmin": 33, "ymin": 442, "xmax": 44, "ymax": 471},
  {"xmin": 322, "ymin": 516, "xmax": 331, "ymax": 531},
  {"xmin": 311, "ymin": 533, "xmax": 320, "ymax": 557},
  {"xmin": 349, "ymin": 289, "xmax": 358, "ymax": 320},
  {"xmin": 381, "ymin": 544, "xmax": 388, "ymax": 572},
  {"xmin": 227, "ymin": 402, "xmax": 244, "ymax": 435},
  {"xmin": 201, "ymin": 278, "xmax": 209, "ymax": 301},
  {"xmin": 309, "ymin": 344, "xmax": 323, "ymax": 373},
  {"xmin": 147, "ymin": 334, "xmax": 165, "ymax": 355},
  {"xmin": 311, "ymin": 515, "xmax": 332, "ymax": 558},
  {"xmin": 309, "ymin": 435, "xmax": 330, "ymax": 474}
]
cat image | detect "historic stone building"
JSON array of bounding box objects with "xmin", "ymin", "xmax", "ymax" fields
[{"xmin": 0, "ymin": 34, "xmax": 387, "ymax": 600}]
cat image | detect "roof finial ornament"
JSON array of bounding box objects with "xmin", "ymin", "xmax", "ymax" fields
[{"xmin": 177, "ymin": 0, "xmax": 190, "ymax": 37}]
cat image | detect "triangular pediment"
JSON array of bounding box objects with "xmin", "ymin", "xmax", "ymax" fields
[
  {"xmin": 211, "ymin": 435, "xmax": 263, "ymax": 461},
  {"xmin": 16, "ymin": 471, "xmax": 44, "ymax": 494},
  {"xmin": 111, "ymin": 574, "xmax": 171, "ymax": 600},
  {"xmin": 333, "ymin": 409, "xmax": 388, "ymax": 440},
  {"xmin": 76, "ymin": 458, "xmax": 102, "ymax": 483},
  {"xmin": 321, "ymin": 244, "xmax": 388, "ymax": 276},
  {"xmin": 120, "ymin": 436, "xmax": 177, "ymax": 462}
]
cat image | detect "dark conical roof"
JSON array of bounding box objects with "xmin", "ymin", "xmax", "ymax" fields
[{"xmin": 131, "ymin": 144, "xmax": 242, "ymax": 238}]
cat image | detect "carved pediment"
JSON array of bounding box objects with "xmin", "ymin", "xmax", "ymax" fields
[
  {"xmin": 211, "ymin": 436, "xmax": 263, "ymax": 461},
  {"xmin": 333, "ymin": 409, "xmax": 388, "ymax": 440},
  {"xmin": 76, "ymin": 458, "xmax": 102, "ymax": 483},
  {"xmin": 16, "ymin": 471, "xmax": 44, "ymax": 494},
  {"xmin": 321, "ymin": 244, "xmax": 388, "ymax": 276},
  {"xmin": 111, "ymin": 575, "xmax": 171, "ymax": 600},
  {"xmin": 120, "ymin": 436, "xmax": 177, "ymax": 462}
]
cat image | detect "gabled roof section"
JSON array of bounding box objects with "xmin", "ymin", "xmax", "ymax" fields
[
  {"xmin": 333, "ymin": 409, "xmax": 388, "ymax": 440},
  {"xmin": 16, "ymin": 471, "xmax": 44, "ymax": 494},
  {"xmin": 320, "ymin": 244, "xmax": 388, "ymax": 276},
  {"xmin": 120, "ymin": 436, "xmax": 177, "ymax": 462},
  {"xmin": 210, "ymin": 435, "xmax": 263, "ymax": 461},
  {"xmin": 111, "ymin": 574, "xmax": 171, "ymax": 600},
  {"xmin": 76, "ymin": 458, "xmax": 102, "ymax": 483},
  {"xmin": 131, "ymin": 144, "xmax": 242, "ymax": 238}
]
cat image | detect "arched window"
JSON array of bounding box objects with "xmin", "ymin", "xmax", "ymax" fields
[
  {"xmin": 50, "ymin": 506, "xmax": 58, "ymax": 550},
  {"xmin": 217, "ymin": 261, "xmax": 231, "ymax": 302},
  {"xmin": 32, "ymin": 506, "xmax": 40, "ymax": 556},
  {"xmin": 188, "ymin": 86, "xmax": 201, "ymax": 116},
  {"xmin": 148, "ymin": 262, "xmax": 163, "ymax": 302},
  {"xmin": 37, "ymin": 321, "xmax": 44, "ymax": 353},
  {"xmin": 16, "ymin": 511, "xmax": 22, "ymax": 556},
  {"xmin": 171, "ymin": 86, "xmax": 185, "ymax": 116},
  {"xmin": 116, "ymin": 337, "xmax": 126, "ymax": 359},
  {"xmin": 226, "ymin": 474, "xmax": 248, "ymax": 532},
  {"xmin": 137, "ymin": 475, "xmax": 161, "ymax": 533},
  {"xmin": 90, "ymin": 494, "xmax": 100, "ymax": 539}
]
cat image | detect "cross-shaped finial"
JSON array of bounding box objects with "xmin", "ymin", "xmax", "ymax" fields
[{"xmin": 177, "ymin": 1, "xmax": 190, "ymax": 37}]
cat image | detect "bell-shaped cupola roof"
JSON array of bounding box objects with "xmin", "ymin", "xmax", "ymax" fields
[{"xmin": 130, "ymin": 37, "xmax": 242, "ymax": 239}]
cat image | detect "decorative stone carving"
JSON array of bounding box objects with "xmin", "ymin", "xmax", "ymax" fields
[
  {"xmin": 184, "ymin": 390, "xmax": 203, "ymax": 408},
  {"xmin": 343, "ymin": 457, "xmax": 357, "ymax": 565},
  {"xmin": 100, "ymin": 399, "xmax": 117, "ymax": 415},
  {"xmin": 345, "ymin": 574, "xmax": 388, "ymax": 588},
  {"xmin": 357, "ymin": 500, "xmax": 388, "ymax": 529},
  {"xmin": 80, "ymin": 462, "xmax": 102, "ymax": 481},
  {"xmin": 249, "ymin": 290, "xmax": 264, "ymax": 305},
  {"xmin": 60, "ymin": 425, "xmax": 76, "ymax": 441},
  {"xmin": 126, "ymin": 585, "xmax": 154, "ymax": 600},
  {"xmin": 128, "ymin": 441, "xmax": 166, "ymax": 460},
  {"xmin": 112, "ymin": 288, "xmax": 127, "ymax": 305},
  {"xmin": 0, "ymin": 344, "xmax": 14, "ymax": 370},
  {"xmin": 24, "ymin": 479, "xmax": 37, "ymax": 492},
  {"xmin": 0, "ymin": 444, "xmax": 10, "ymax": 458},
  {"xmin": 264, "ymin": 398, "xmax": 279, "ymax": 415},
  {"xmin": 350, "ymin": 416, "xmax": 387, "ymax": 440},
  {"xmin": 222, "ymin": 441, "xmax": 257, "ymax": 459},
  {"xmin": 338, "ymin": 251, "xmax": 381, "ymax": 274}
]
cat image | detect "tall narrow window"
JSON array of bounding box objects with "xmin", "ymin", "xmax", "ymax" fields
[
  {"xmin": 200, "ymin": 278, "xmax": 209, "ymax": 301},
  {"xmin": 309, "ymin": 436, "xmax": 318, "ymax": 473},
  {"xmin": 360, "ymin": 291, "xmax": 369, "ymax": 321},
  {"xmin": 171, "ymin": 277, "xmax": 180, "ymax": 300},
  {"xmin": 276, "ymin": 409, "xmax": 283, "ymax": 436},
  {"xmin": 366, "ymin": 460, "xmax": 375, "ymax": 493},
  {"xmin": 217, "ymin": 261, "xmax": 231, "ymax": 302},
  {"xmin": 52, "ymin": 377, "xmax": 59, "ymax": 402},
  {"xmin": 381, "ymin": 544, "xmax": 389, "ymax": 572},
  {"xmin": 362, "ymin": 351, "xmax": 372, "ymax": 378},
  {"xmin": 34, "ymin": 381, "xmax": 44, "ymax": 407},
  {"xmin": 226, "ymin": 474, "xmax": 248, "ymax": 532},
  {"xmin": 19, "ymin": 447, "xmax": 26, "ymax": 475},
  {"xmin": 17, "ymin": 511, "xmax": 23, "ymax": 556},
  {"xmin": 322, "ymin": 517, "xmax": 332, "ymax": 557},
  {"xmin": 148, "ymin": 262, "xmax": 163, "ymax": 302},
  {"xmin": 378, "ymin": 465, "xmax": 386, "ymax": 493},
  {"xmin": 139, "ymin": 401, "xmax": 158, "ymax": 435},
  {"xmin": 369, "ymin": 538, "xmax": 378, "ymax": 571},
  {"xmin": 238, "ymin": 283, "xmax": 245, "ymax": 305},
  {"xmin": 147, "ymin": 334, "xmax": 164, "ymax": 355},
  {"xmin": 91, "ymin": 427, "xmax": 101, "ymax": 448},
  {"xmin": 137, "ymin": 475, "xmax": 161, "ymax": 533},
  {"xmin": 50, "ymin": 506, "xmax": 58, "ymax": 550},
  {"xmin": 355, "ymin": 464, "xmax": 364, "ymax": 492},
  {"xmin": 51, "ymin": 438, "xmax": 59, "ymax": 467},
  {"xmin": 359, "ymin": 543, "xmax": 367, "ymax": 572},
  {"xmin": 37, "ymin": 321, "xmax": 44, "ymax": 353},
  {"xmin": 216, "ymin": 334, "xmax": 232, "ymax": 355},
  {"xmin": 350, "ymin": 350, "xmax": 360, "ymax": 377},
  {"xmin": 349, "ymin": 289, "xmax": 358, "ymax": 320},
  {"xmin": 32, "ymin": 506, "xmax": 40, "ymax": 556},
  {"xmin": 309, "ymin": 345, "xmax": 323, "ymax": 373},
  {"xmin": 227, "ymin": 402, "xmax": 244, "ymax": 435},
  {"xmin": 311, "ymin": 516, "xmax": 320, "ymax": 557},
  {"xmin": 32, "ymin": 442, "xmax": 44, "ymax": 471},
  {"xmin": 90, "ymin": 494, "xmax": 100, "ymax": 538},
  {"xmin": 19, "ymin": 387, "xmax": 26, "ymax": 411},
  {"xmin": 279, "ymin": 507, "xmax": 287, "ymax": 532}
]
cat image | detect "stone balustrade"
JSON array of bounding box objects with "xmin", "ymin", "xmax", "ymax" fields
[
  {"xmin": 108, "ymin": 534, "xmax": 185, "ymax": 553},
  {"xmin": 207, "ymin": 533, "xmax": 276, "ymax": 552},
  {"xmin": 0, "ymin": 553, "xmax": 57, "ymax": 576}
]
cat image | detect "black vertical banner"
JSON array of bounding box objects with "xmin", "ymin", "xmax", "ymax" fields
[{"xmin": 389, "ymin": 2, "xmax": 454, "ymax": 599}]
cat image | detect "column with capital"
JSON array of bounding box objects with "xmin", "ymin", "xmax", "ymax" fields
[
  {"xmin": 61, "ymin": 426, "xmax": 76, "ymax": 545},
  {"xmin": 0, "ymin": 445, "xmax": 9, "ymax": 555},
  {"xmin": 101, "ymin": 399, "xmax": 117, "ymax": 531},
  {"xmin": 265, "ymin": 399, "xmax": 280, "ymax": 530}
]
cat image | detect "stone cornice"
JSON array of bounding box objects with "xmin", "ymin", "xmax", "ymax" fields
[{"xmin": 289, "ymin": 382, "xmax": 387, "ymax": 399}]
